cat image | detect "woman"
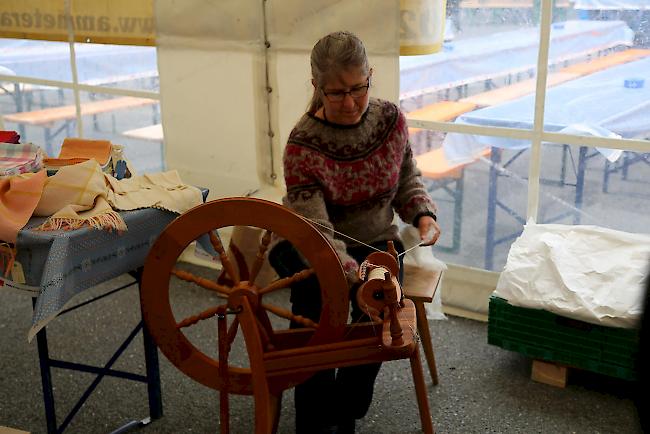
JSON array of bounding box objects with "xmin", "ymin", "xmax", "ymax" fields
[{"xmin": 269, "ymin": 31, "xmax": 440, "ymax": 434}]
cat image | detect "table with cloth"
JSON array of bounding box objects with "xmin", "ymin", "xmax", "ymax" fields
[
  {"xmin": 442, "ymin": 55, "xmax": 650, "ymax": 270},
  {"xmin": 0, "ymin": 156, "xmax": 205, "ymax": 433},
  {"xmin": 573, "ymin": 1, "xmax": 650, "ymax": 46},
  {"xmin": 399, "ymin": 19, "xmax": 634, "ymax": 101}
]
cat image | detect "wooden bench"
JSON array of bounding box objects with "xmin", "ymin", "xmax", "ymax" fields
[
  {"xmin": 3, "ymin": 96, "xmax": 159, "ymax": 155},
  {"xmin": 460, "ymin": 72, "xmax": 579, "ymax": 107},
  {"xmin": 82, "ymin": 70, "xmax": 158, "ymax": 87},
  {"xmin": 122, "ymin": 123, "xmax": 163, "ymax": 142},
  {"xmin": 407, "ymin": 100, "xmax": 477, "ymax": 134},
  {"xmin": 560, "ymin": 48, "xmax": 650, "ymax": 76},
  {"xmin": 414, "ymin": 146, "xmax": 490, "ymax": 255}
]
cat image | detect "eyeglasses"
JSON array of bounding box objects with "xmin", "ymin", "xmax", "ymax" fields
[{"xmin": 321, "ymin": 79, "xmax": 370, "ymax": 102}]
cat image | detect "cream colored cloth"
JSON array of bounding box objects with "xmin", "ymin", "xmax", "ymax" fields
[
  {"xmin": 34, "ymin": 160, "xmax": 202, "ymax": 232},
  {"xmin": 104, "ymin": 169, "xmax": 203, "ymax": 214}
]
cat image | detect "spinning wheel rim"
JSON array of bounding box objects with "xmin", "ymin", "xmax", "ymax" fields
[{"xmin": 140, "ymin": 197, "xmax": 350, "ymax": 392}]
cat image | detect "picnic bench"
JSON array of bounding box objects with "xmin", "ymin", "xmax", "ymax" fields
[
  {"xmin": 415, "ymin": 146, "xmax": 490, "ymax": 254},
  {"xmin": 3, "ymin": 96, "xmax": 159, "ymax": 155},
  {"xmin": 460, "ymin": 48, "xmax": 650, "ymax": 108},
  {"xmin": 122, "ymin": 123, "xmax": 163, "ymax": 142},
  {"xmin": 460, "ymin": 72, "xmax": 579, "ymax": 107}
]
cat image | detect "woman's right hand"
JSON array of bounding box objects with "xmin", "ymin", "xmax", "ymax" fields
[{"xmin": 418, "ymin": 215, "xmax": 441, "ymax": 246}]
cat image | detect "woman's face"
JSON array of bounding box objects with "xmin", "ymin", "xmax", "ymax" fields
[{"xmin": 318, "ymin": 68, "xmax": 371, "ymax": 125}]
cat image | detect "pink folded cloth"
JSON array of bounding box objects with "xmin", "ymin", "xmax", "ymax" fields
[{"xmin": 0, "ymin": 142, "xmax": 44, "ymax": 177}]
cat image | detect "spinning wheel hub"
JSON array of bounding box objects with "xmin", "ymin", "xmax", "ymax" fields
[{"xmin": 228, "ymin": 286, "xmax": 260, "ymax": 311}]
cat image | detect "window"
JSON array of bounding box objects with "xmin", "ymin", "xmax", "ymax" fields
[
  {"xmin": 402, "ymin": 1, "xmax": 650, "ymax": 271},
  {"xmin": 0, "ymin": 2, "xmax": 163, "ymax": 173}
]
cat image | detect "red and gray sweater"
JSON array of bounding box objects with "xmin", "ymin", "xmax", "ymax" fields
[{"xmin": 283, "ymin": 97, "xmax": 437, "ymax": 280}]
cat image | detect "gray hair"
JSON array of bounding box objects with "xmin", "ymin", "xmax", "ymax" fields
[{"xmin": 307, "ymin": 31, "xmax": 370, "ymax": 114}]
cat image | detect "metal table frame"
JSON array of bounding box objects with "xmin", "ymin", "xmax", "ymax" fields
[
  {"xmin": 32, "ymin": 268, "xmax": 162, "ymax": 434},
  {"xmin": 484, "ymin": 144, "xmax": 602, "ymax": 270}
]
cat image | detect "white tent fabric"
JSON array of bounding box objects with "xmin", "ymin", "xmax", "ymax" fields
[{"xmin": 154, "ymin": 0, "xmax": 400, "ymax": 200}]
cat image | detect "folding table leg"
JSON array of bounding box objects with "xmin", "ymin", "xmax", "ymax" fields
[
  {"xmin": 484, "ymin": 147, "xmax": 502, "ymax": 270},
  {"xmin": 33, "ymin": 298, "xmax": 58, "ymax": 434},
  {"xmin": 134, "ymin": 268, "xmax": 163, "ymax": 420},
  {"xmin": 573, "ymin": 146, "xmax": 588, "ymax": 225},
  {"xmin": 142, "ymin": 321, "xmax": 163, "ymax": 419}
]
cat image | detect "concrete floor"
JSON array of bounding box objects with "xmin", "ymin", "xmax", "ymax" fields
[{"xmin": 0, "ymin": 270, "xmax": 644, "ymax": 434}]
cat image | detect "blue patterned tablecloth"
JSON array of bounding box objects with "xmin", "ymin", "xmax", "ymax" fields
[
  {"xmin": 1, "ymin": 190, "xmax": 208, "ymax": 341},
  {"xmin": 12, "ymin": 209, "xmax": 176, "ymax": 341}
]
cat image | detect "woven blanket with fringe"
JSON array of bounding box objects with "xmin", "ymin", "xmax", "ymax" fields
[{"xmin": 34, "ymin": 159, "xmax": 203, "ymax": 232}]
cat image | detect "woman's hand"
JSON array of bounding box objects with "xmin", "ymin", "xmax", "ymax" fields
[{"xmin": 418, "ymin": 215, "xmax": 441, "ymax": 246}]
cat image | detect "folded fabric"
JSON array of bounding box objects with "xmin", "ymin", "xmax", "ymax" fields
[
  {"xmin": 42, "ymin": 156, "xmax": 91, "ymax": 165},
  {"xmin": 0, "ymin": 142, "xmax": 45, "ymax": 176},
  {"xmin": 0, "ymin": 170, "xmax": 47, "ymax": 243},
  {"xmin": 59, "ymin": 138, "xmax": 112, "ymax": 165},
  {"xmin": 34, "ymin": 159, "xmax": 203, "ymax": 233},
  {"xmin": 104, "ymin": 169, "xmax": 203, "ymax": 214},
  {"xmin": 34, "ymin": 159, "xmax": 126, "ymax": 232},
  {"xmin": 0, "ymin": 130, "xmax": 20, "ymax": 144}
]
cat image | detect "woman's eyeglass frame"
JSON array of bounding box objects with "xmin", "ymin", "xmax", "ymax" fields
[{"xmin": 321, "ymin": 78, "xmax": 371, "ymax": 102}]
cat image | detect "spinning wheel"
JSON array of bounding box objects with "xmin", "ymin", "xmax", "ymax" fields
[
  {"xmin": 140, "ymin": 197, "xmax": 349, "ymax": 392},
  {"xmin": 140, "ymin": 197, "xmax": 434, "ymax": 434}
]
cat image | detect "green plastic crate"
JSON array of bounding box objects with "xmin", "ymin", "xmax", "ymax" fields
[{"xmin": 488, "ymin": 296, "xmax": 640, "ymax": 381}]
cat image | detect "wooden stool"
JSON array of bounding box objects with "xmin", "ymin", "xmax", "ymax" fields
[{"xmin": 402, "ymin": 266, "xmax": 443, "ymax": 385}]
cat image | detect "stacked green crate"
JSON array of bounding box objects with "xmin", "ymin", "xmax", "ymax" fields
[{"xmin": 488, "ymin": 296, "xmax": 640, "ymax": 381}]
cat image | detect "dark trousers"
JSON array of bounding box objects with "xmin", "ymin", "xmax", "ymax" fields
[{"xmin": 269, "ymin": 239, "xmax": 404, "ymax": 434}]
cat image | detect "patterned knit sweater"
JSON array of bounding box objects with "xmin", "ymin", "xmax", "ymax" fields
[{"xmin": 283, "ymin": 97, "xmax": 437, "ymax": 280}]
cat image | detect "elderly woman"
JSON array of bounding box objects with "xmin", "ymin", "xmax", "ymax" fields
[{"xmin": 270, "ymin": 31, "xmax": 440, "ymax": 434}]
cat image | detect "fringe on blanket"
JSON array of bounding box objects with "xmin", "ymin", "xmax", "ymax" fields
[
  {"xmin": 0, "ymin": 242, "xmax": 17, "ymax": 277},
  {"xmin": 36, "ymin": 211, "xmax": 128, "ymax": 233}
]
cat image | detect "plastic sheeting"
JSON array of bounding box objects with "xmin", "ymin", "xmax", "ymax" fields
[
  {"xmin": 443, "ymin": 55, "xmax": 650, "ymax": 164},
  {"xmin": 399, "ymin": 20, "xmax": 634, "ymax": 98},
  {"xmin": 574, "ymin": 0, "xmax": 650, "ymax": 10},
  {"xmin": 494, "ymin": 222, "xmax": 650, "ymax": 329}
]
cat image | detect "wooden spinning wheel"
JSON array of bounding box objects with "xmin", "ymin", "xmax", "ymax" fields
[{"xmin": 140, "ymin": 197, "xmax": 434, "ymax": 434}]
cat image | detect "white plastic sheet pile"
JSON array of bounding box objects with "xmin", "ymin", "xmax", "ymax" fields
[{"xmin": 494, "ymin": 223, "xmax": 650, "ymax": 329}]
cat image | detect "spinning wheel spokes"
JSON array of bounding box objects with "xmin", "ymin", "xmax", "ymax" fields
[
  {"xmin": 248, "ymin": 229, "xmax": 273, "ymax": 286},
  {"xmin": 257, "ymin": 268, "xmax": 315, "ymax": 296},
  {"xmin": 261, "ymin": 303, "xmax": 318, "ymax": 329},
  {"xmin": 176, "ymin": 303, "xmax": 228, "ymax": 329},
  {"xmin": 208, "ymin": 230, "xmax": 240, "ymax": 286},
  {"xmin": 171, "ymin": 267, "xmax": 232, "ymax": 297}
]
